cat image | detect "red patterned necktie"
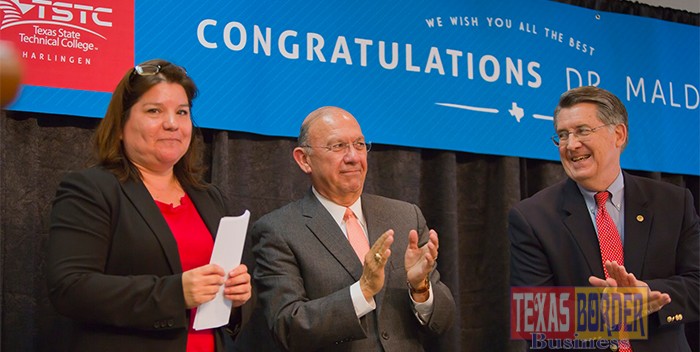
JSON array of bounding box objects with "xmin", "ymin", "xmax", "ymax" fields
[
  {"xmin": 594, "ymin": 191, "xmax": 632, "ymax": 352},
  {"xmin": 344, "ymin": 208, "xmax": 369, "ymax": 262},
  {"xmin": 595, "ymin": 191, "xmax": 624, "ymax": 276}
]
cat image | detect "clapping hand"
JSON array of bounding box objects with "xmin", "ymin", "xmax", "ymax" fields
[
  {"xmin": 359, "ymin": 230, "xmax": 394, "ymax": 300},
  {"xmin": 405, "ymin": 229, "xmax": 439, "ymax": 301},
  {"xmin": 588, "ymin": 260, "xmax": 671, "ymax": 317}
]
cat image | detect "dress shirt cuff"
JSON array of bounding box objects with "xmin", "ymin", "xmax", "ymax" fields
[
  {"xmin": 350, "ymin": 281, "xmax": 376, "ymax": 318},
  {"xmin": 409, "ymin": 284, "xmax": 435, "ymax": 325}
]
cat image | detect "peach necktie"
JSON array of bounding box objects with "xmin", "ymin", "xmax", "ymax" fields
[{"xmin": 344, "ymin": 208, "xmax": 369, "ymax": 262}]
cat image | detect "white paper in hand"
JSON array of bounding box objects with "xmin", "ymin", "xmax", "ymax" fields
[{"xmin": 193, "ymin": 210, "xmax": 250, "ymax": 330}]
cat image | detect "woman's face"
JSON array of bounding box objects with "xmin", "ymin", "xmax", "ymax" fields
[{"xmin": 122, "ymin": 82, "xmax": 192, "ymax": 174}]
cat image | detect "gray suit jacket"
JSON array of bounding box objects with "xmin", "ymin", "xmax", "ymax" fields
[{"xmin": 236, "ymin": 190, "xmax": 455, "ymax": 351}]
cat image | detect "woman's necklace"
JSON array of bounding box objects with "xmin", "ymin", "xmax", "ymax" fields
[{"xmin": 143, "ymin": 175, "xmax": 185, "ymax": 206}]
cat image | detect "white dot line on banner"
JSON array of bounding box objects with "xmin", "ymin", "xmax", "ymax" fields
[{"xmin": 435, "ymin": 102, "xmax": 499, "ymax": 114}]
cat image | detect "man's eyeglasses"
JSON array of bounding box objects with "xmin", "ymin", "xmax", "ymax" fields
[
  {"xmin": 552, "ymin": 124, "xmax": 613, "ymax": 147},
  {"xmin": 301, "ymin": 141, "xmax": 371, "ymax": 153}
]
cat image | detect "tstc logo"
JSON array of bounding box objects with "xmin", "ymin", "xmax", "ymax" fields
[
  {"xmin": 0, "ymin": 0, "xmax": 132, "ymax": 93},
  {"xmin": 1, "ymin": 0, "xmax": 113, "ymax": 38}
]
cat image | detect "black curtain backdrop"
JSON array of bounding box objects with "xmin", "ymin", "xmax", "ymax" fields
[{"xmin": 0, "ymin": 1, "xmax": 697, "ymax": 351}]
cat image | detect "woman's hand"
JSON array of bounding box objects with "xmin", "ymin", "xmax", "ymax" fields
[
  {"xmin": 182, "ymin": 264, "xmax": 226, "ymax": 308},
  {"xmin": 224, "ymin": 264, "xmax": 252, "ymax": 307}
]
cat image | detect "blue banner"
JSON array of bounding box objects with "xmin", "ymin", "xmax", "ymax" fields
[{"xmin": 8, "ymin": 0, "xmax": 700, "ymax": 175}]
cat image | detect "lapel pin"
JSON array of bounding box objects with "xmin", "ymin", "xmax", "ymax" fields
[{"xmin": 636, "ymin": 215, "xmax": 644, "ymax": 222}]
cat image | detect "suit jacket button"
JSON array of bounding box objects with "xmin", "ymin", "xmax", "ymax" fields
[
  {"xmin": 153, "ymin": 322, "xmax": 160, "ymax": 328},
  {"xmin": 167, "ymin": 319, "xmax": 174, "ymax": 327},
  {"xmin": 381, "ymin": 331, "xmax": 389, "ymax": 340},
  {"xmin": 676, "ymin": 314, "xmax": 683, "ymax": 321},
  {"xmin": 667, "ymin": 316, "xmax": 674, "ymax": 323}
]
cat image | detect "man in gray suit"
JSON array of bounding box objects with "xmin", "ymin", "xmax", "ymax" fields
[{"xmin": 236, "ymin": 106, "xmax": 455, "ymax": 351}]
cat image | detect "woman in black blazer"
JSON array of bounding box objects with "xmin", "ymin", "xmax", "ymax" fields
[{"xmin": 47, "ymin": 59, "xmax": 251, "ymax": 352}]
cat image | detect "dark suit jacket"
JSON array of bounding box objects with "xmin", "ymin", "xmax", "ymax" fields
[
  {"xmin": 47, "ymin": 166, "xmax": 237, "ymax": 352},
  {"xmin": 234, "ymin": 190, "xmax": 455, "ymax": 352},
  {"xmin": 509, "ymin": 172, "xmax": 699, "ymax": 352}
]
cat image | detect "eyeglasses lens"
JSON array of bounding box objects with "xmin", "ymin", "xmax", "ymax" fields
[{"xmin": 134, "ymin": 64, "xmax": 161, "ymax": 76}]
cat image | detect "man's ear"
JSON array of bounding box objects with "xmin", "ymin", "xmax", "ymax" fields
[
  {"xmin": 614, "ymin": 123, "xmax": 628, "ymax": 149},
  {"xmin": 293, "ymin": 147, "xmax": 312, "ymax": 174}
]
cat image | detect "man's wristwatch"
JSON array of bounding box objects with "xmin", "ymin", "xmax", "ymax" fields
[{"xmin": 407, "ymin": 277, "xmax": 430, "ymax": 294}]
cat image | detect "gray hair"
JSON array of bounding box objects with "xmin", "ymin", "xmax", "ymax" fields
[{"xmin": 553, "ymin": 86, "xmax": 629, "ymax": 149}]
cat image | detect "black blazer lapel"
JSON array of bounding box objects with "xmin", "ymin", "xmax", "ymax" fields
[
  {"xmin": 121, "ymin": 179, "xmax": 183, "ymax": 274},
  {"xmin": 301, "ymin": 190, "xmax": 364, "ymax": 281},
  {"xmin": 186, "ymin": 185, "xmax": 222, "ymax": 240},
  {"xmin": 622, "ymin": 173, "xmax": 651, "ymax": 277},
  {"xmin": 561, "ymin": 179, "xmax": 606, "ymax": 279}
]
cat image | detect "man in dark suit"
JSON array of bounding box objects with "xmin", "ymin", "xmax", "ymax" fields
[
  {"xmin": 235, "ymin": 106, "xmax": 455, "ymax": 351},
  {"xmin": 509, "ymin": 86, "xmax": 699, "ymax": 351}
]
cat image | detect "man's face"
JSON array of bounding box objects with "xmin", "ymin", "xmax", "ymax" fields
[
  {"xmin": 297, "ymin": 111, "xmax": 368, "ymax": 206},
  {"xmin": 555, "ymin": 102, "xmax": 626, "ymax": 191}
]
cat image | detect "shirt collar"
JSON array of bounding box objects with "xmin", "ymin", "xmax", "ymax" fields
[
  {"xmin": 312, "ymin": 187, "xmax": 364, "ymax": 228},
  {"xmin": 578, "ymin": 171, "xmax": 624, "ymax": 211}
]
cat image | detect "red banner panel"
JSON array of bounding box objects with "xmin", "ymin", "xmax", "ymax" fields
[{"xmin": 1, "ymin": 0, "xmax": 134, "ymax": 92}]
